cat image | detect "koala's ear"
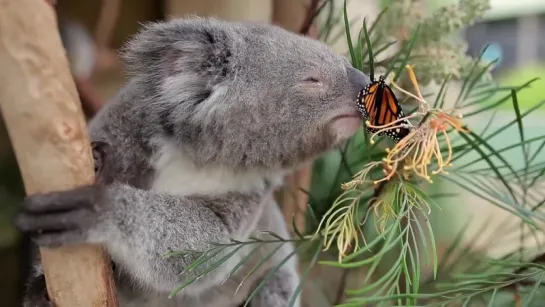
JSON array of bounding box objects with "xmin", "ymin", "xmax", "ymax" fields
[{"xmin": 120, "ymin": 18, "xmax": 232, "ymax": 80}]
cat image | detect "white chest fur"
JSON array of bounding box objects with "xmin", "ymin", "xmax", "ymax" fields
[{"xmin": 149, "ymin": 143, "xmax": 284, "ymax": 196}]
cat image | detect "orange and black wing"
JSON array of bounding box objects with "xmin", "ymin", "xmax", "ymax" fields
[
  {"xmin": 356, "ymin": 82, "xmax": 378, "ymax": 120},
  {"xmin": 356, "ymin": 80, "xmax": 410, "ymax": 141}
]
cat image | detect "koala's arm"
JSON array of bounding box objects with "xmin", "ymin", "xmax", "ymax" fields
[
  {"xmin": 17, "ymin": 182, "xmax": 264, "ymax": 288},
  {"xmin": 16, "ymin": 142, "xmax": 267, "ymax": 294}
]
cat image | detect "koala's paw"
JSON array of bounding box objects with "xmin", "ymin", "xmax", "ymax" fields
[
  {"xmin": 23, "ymin": 275, "xmax": 55, "ymax": 307},
  {"xmin": 15, "ymin": 185, "xmax": 104, "ymax": 248}
]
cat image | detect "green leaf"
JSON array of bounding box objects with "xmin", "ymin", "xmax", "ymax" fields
[
  {"xmin": 456, "ymin": 131, "xmax": 519, "ymax": 203},
  {"xmin": 453, "ymin": 135, "xmax": 545, "ymax": 171},
  {"xmin": 329, "ymin": 17, "xmax": 360, "ymax": 46},
  {"xmin": 457, "ymin": 43, "xmax": 491, "ymax": 101},
  {"xmin": 243, "ymin": 243, "xmax": 307, "ymax": 306},
  {"xmin": 462, "ymin": 58, "xmax": 498, "ymax": 103},
  {"xmin": 528, "ymin": 166, "xmax": 545, "ymax": 189},
  {"xmin": 292, "ymin": 213, "xmax": 305, "ymax": 239},
  {"xmin": 354, "ymin": 25, "xmax": 364, "ymax": 71},
  {"xmin": 348, "ymin": 254, "xmax": 404, "ymax": 296},
  {"xmin": 343, "ymin": 0, "xmax": 356, "ymax": 66},
  {"xmin": 529, "ymin": 139, "xmax": 545, "ymax": 164},
  {"xmin": 441, "ymin": 175, "xmax": 537, "ymax": 227},
  {"xmin": 169, "ymin": 244, "xmax": 244, "ymax": 298},
  {"xmin": 238, "ymin": 242, "xmax": 286, "ymax": 295},
  {"xmin": 369, "ymin": 40, "xmax": 397, "ymax": 60},
  {"xmin": 487, "ymin": 288, "xmax": 498, "ymax": 306},
  {"xmin": 408, "ymin": 219, "xmax": 421, "ymax": 299},
  {"xmin": 306, "ymin": 202, "xmax": 320, "ymax": 228},
  {"xmin": 522, "ymin": 272, "xmax": 545, "ymax": 307},
  {"xmin": 362, "ymin": 18, "xmax": 374, "ymax": 79},
  {"xmin": 320, "ymin": 0, "xmax": 337, "ymax": 42},
  {"xmin": 367, "ymin": 5, "xmax": 388, "ymax": 35},
  {"xmin": 185, "ymin": 246, "xmax": 224, "ymax": 273},
  {"xmin": 222, "ymin": 242, "xmax": 266, "ymax": 284},
  {"xmin": 511, "ymin": 89, "xmax": 529, "ymax": 165},
  {"xmin": 322, "ymin": 220, "xmax": 408, "ymax": 268},
  {"xmin": 434, "ymin": 73, "xmax": 452, "ymax": 109},
  {"xmin": 288, "ymin": 242, "xmax": 321, "ymax": 307},
  {"xmin": 386, "ymin": 25, "xmax": 420, "ymax": 82},
  {"xmin": 463, "ymin": 78, "xmax": 540, "ymax": 117}
]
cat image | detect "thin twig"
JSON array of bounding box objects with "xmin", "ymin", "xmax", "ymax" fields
[{"xmin": 299, "ymin": 0, "xmax": 322, "ymax": 35}]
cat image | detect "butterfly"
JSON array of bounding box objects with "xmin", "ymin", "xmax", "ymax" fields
[{"xmin": 356, "ymin": 75, "xmax": 411, "ymax": 141}]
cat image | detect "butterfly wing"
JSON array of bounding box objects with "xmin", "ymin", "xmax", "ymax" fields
[
  {"xmin": 356, "ymin": 82, "xmax": 378, "ymax": 120},
  {"xmin": 356, "ymin": 80, "xmax": 410, "ymax": 141}
]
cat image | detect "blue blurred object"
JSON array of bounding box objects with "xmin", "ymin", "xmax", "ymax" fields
[{"xmin": 481, "ymin": 42, "xmax": 503, "ymax": 70}]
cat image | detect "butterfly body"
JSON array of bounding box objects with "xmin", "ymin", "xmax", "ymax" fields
[{"xmin": 356, "ymin": 75, "xmax": 410, "ymax": 141}]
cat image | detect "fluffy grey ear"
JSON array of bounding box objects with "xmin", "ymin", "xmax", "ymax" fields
[{"xmin": 120, "ymin": 18, "xmax": 232, "ymax": 83}]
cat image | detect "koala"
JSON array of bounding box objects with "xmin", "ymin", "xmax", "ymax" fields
[{"xmin": 15, "ymin": 17, "xmax": 370, "ymax": 307}]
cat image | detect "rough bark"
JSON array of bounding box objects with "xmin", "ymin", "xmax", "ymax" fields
[{"xmin": 0, "ymin": 1, "xmax": 118, "ymax": 306}]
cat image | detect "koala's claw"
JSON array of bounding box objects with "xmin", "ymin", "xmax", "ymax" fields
[
  {"xmin": 24, "ymin": 275, "xmax": 56, "ymax": 307},
  {"xmin": 15, "ymin": 185, "xmax": 101, "ymax": 248},
  {"xmin": 25, "ymin": 297, "xmax": 55, "ymax": 307}
]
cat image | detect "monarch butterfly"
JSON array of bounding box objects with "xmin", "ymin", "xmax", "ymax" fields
[{"xmin": 356, "ymin": 75, "xmax": 411, "ymax": 141}]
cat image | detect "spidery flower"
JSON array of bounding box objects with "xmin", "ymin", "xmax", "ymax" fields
[
  {"xmin": 314, "ymin": 189, "xmax": 368, "ymax": 262},
  {"xmin": 317, "ymin": 65, "xmax": 470, "ymax": 261},
  {"xmin": 350, "ymin": 64, "xmax": 471, "ymax": 186}
]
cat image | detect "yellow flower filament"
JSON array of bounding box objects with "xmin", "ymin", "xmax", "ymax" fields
[
  {"xmin": 315, "ymin": 190, "xmax": 366, "ymax": 262},
  {"xmin": 366, "ymin": 115, "xmax": 417, "ymax": 144},
  {"xmin": 315, "ymin": 66, "xmax": 474, "ymax": 261},
  {"xmin": 363, "ymin": 65, "xmax": 471, "ymax": 184}
]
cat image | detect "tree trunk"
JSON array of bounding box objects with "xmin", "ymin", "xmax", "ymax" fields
[
  {"xmin": 165, "ymin": 0, "xmax": 272, "ymax": 22},
  {"xmin": 0, "ymin": 1, "xmax": 118, "ymax": 306},
  {"xmin": 272, "ymin": 0, "xmax": 312, "ymax": 32}
]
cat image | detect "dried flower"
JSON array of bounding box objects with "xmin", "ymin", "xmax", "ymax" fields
[
  {"xmin": 382, "ymin": 108, "xmax": 469, "ymax": 184},
  {"xmin": 314, "ymin": 189, "xmax": 367, "ymax": 262}
]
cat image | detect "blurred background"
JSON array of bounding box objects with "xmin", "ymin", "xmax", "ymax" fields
[{"xmin": 1, "ymin": 0, "xmax": 544, "ymax": 306}]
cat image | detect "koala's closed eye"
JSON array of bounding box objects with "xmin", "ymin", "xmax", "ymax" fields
[{"xmin": 303, "ymin": 76, "xmax": 320, "ymax": 83}]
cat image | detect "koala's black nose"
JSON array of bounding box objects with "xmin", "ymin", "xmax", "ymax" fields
[{"xmin": 347, "ymin": 67, "xmax": 371, "ymax": 89}]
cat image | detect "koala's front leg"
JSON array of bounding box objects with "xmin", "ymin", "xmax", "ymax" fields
[
  {"xmin": 15, "ymin": 141, "xmax": 113, "ymax": 248},
  {"xmin": 16, "ymin": 180, "xmax": 267, "ymax": 293}
]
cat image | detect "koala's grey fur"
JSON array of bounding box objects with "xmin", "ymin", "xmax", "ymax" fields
[{"xmin": 16, "ymin": 17, "xmax": 370, "ymax": 307}]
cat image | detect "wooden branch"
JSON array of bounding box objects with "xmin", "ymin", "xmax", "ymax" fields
[
  {"xmin": 298, "ymin": 0, "xmax": 320, "ymax": 35},
  {"xmin": 165, "ymin": 0, "xmax": 272, "ymax": 22},
  {"xmin": 94, "ymin": 0, "xmax": 121, "ymax": 49},
  {"xmin": 0, "ymin": 1, "xmax": 118, "ymax": 306},
  {"xmin": 272, "ymin": 0, "xmax": 311, "ymax": 32}
]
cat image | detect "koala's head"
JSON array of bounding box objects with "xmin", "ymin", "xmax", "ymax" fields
[{"xmin": 122, "ymin": 17, "xmax": 370, "ymax": 171}]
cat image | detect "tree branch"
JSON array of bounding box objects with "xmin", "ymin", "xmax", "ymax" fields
[
  {"xmin": 298, "ymin": 0, "xmax": 321, "ymax": 35},
  {"xmin": 0, "ymin": 1, "xmax": 117, "ymax": 306}
]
